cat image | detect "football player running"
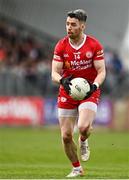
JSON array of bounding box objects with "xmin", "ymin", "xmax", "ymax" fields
[{"xmin": 51, "ymin": 9, "xmax": 106, "ymax": 178}]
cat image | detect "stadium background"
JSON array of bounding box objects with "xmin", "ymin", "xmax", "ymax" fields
[{"xmin": 0, "ymin": 0, "xmax": 129, "ymax": 179}]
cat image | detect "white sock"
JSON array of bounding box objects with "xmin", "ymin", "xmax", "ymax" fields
[
  {"xmin": 73, "ymin": 166, "xmax": 82, "ymax": 170},
  {"xmin": 85, "ymin": 139, "xmax": 89, "ymax": 146}
]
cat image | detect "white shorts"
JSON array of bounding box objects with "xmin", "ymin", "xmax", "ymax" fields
[{"xmin": 58, "ymin": 101, "xmax": 97, "ymax": 118}]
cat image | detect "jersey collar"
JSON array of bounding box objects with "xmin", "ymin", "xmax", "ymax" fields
[{"xmin": 69, "ymin": 34, "xmax": 87, "ymax": 50}]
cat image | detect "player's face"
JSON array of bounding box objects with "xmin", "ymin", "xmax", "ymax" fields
[{"xmin": 66, "ymin": 17, "xmax": 85, "ymax": 39}]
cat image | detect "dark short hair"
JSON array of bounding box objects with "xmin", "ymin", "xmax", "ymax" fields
[{"xmin": 67, "ymin": 9, "xmax": 87, "ymax": 22}]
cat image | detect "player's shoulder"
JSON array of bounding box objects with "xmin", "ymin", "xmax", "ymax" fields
[
  {"xmin": 87, "ymin": 34, "xmax": 102, "ymax": 45},
  {"xmin": 56, "ymin": 36, "xmax": 68, "ymax": 47}
]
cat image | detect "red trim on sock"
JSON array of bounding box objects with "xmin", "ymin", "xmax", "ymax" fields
[
  {"xmin": 72, "ymin": 161, "xmax": 80, "ymax": 167},
  {"xmin": 80, "ymin": 136, "xmax": 86, "ymax": 142}
]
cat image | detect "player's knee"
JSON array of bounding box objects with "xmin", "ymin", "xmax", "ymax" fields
[
  {"xmin": 62, "ymin": 132, "xmax": 72, "ymax": 144},
  {"xmin": 78, "ymin": 124, "xmax": 90, "ymax": 134}
]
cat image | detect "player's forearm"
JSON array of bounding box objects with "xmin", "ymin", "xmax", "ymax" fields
[
  {"xmin": 51, "ymin": 71, "xmax": 62, "ymax": 84},
  {"xmin": 93, "ymin": 70, "xmax": 106, "ymax": 87}
]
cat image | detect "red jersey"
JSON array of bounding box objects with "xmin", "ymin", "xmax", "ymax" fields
[{"xmin": 53, "ymin": 34, "xmax": 104, "ymax": 83}]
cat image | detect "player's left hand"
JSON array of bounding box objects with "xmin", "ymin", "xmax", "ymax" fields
[{"xmin": 85, "ymin": 83, "xmax": 98, "ymax": 98}]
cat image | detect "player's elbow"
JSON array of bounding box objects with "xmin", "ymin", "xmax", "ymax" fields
[
  {"xmin": 103, "ymin": 68, "xmax": 106, "ymax": 81},
  {"xmin": 100, "ymin": 67, "xmax": 106, "ymax": 82},
  {"xmin": 51, "ymin": 72, "xmax": 59, "ymax": 84},
  {"xmin": 51, "ymin": 72, "xmax": 55, "ymax": 82}
]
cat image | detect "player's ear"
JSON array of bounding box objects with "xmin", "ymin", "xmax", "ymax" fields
[{"xmin": 81, "ymin": 23, "xmax": 86, "ymax": 30}]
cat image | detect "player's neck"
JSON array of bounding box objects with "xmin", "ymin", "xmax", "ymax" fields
[{"xmin": 69, "ymin": 33, "xmax": 85, "ymax": 47}]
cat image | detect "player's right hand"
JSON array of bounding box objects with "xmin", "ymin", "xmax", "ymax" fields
[{"xmin": 60, "ymin": 75, "xmax": 73, "ymax": 94}]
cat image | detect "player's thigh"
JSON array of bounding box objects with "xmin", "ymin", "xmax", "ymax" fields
[
  {"xmin": 58, "ymin": 108, "xmax": 78, "ymax": 136},
  {"xmin": 78, "ymin": 102, "xmax": 97, "ymax": 128},
  {"xmin": 78, "ymin": 109, "xmax": 96, "ymax": 128},
  {"xmin": 59, "ymin": 117, "xmax": 77, "ymax": 136}
]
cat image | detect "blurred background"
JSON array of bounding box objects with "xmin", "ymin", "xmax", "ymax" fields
[
  {"xmin": 0, "ymin": 0, "xmax": 129, "ymax": 178},
  {"xmin": 0, "ymin": 0, "xmax": 129, "ymax": 129}
]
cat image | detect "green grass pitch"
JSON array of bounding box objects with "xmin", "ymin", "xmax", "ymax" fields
[{"xmin": 0, "ymin": 127, "xmax": 129, "ymax": 179}]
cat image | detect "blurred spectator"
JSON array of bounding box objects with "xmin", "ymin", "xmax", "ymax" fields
[
  {"xmin": 0, "ymin": 18, "xmax": 55, "ymax": 96},
  {"xmin": 112, "ymin": 52, "xmax": 123, "ymax": 74},
  {"xmin": 103, "ymin": 48, "xmax": 129, "ymax": 98}
]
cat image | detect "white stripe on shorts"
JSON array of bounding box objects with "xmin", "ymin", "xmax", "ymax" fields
[
  {"xmin": 79, "ymin": 102, "xmax": 97, "ymax": 113},
  {"xmin": 58, "ymin": 108, "xmax": 78, "ymax": 117}
]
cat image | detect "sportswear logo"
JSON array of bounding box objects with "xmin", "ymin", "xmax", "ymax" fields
[
  {"xmin": 64, "ymin": 54, "xmax": 69, "ymax": 57},
  {"xmin": 97, "ymin": 50, "xmax": 103, "ymax": 55},
  {"xmin": 96, "ymin": 50, "xmax": 104, "ymax": 58},
  {"xmin": 53, "ymin": 54, "xmax": 61, "ymax": 60},
  {"xmin": 96, "ymin": 54, "xmax": 104, "ymax": 58}
]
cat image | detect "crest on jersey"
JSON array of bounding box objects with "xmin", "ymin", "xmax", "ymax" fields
[
  {"xmin": 86, "ymin": 51, "xmax": 93, "ymax": 58},
  {"xmin": 60, "ymin": 97, "xmax": 67, "ymax": 102}
]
